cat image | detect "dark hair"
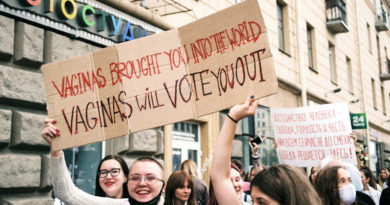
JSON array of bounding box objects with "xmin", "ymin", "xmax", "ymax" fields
[
  {"xmin": 164, "ymin": 171, "xmax": 197, "ymax": 205},
  {"xmin": 386, "ymin": 168, "xmax": 390, "ymax": 185},
  {"xmin": 231, "ymin": 159, "xmax": 243, "ymax": 171},
  {"xmin": 251, "ymin": 164, "xmax": 322, "ymax": 205},
  {"xmin": 94, "ymin": 155, "xmax": 130, "ymax": 198},
  {"xmin": 360, "ymin": 166, "xmax": 378, "ymax": 190},
  {"xmin": 207, "ymin": 164, "xmax": 241, "ymax": 205},
  {"xmin": 315, "ymin": 166, "xmax": 343, "ymax": 205}
]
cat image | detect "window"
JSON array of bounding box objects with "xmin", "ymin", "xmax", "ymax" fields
[
  {"xmin": 307, "ymin": 24, "xmax": 316, "ymax": 71},
  {"xmin": 372, "ymin": 78, "xmax": 377, "ymax": 109},
  {"xmin": 367, "ymin": 24, "xmax": 372, "ymax": 53},
  {"xmin": 382, "ymin": 86, "xmax": 386, "ymax": 115},
  {"xmin": 277, "ymin": 1, "xmax": 289, "ymax": 54},
  {"xmin": 172, "ymin": 122, "xmax": 201, "ymax": 173},
  {"xmin": 369, "ymin": 140, "xmax": 380, "ymax": 176},
  {"xmin": 64, "ymin": 142, "xmax": 103, "ymax": 194},
  {"xmin": 277, "ymin": 2, "xmax": 285, "ymax": 50},
  {"xmin": 329, "ymin": 43, "xmax": 337, "ymax": 83},
  {"xmin": 385, "ymin": 46, "xmax": 389, "ymax": 73},
  {"xmin": 377, "ymin": 35, "xmax": 382, "ymax": 73},
  {"xmin": 346, "ymin": 57, "xmax": 353, "ymax": 94}
]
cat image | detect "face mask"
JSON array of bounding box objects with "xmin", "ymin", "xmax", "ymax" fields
[{"xmin": 339, "ymin": 184, "xmax": 356, "ymax": 205}]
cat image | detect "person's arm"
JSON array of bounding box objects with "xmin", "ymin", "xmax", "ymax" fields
[
  {"xmin": 210, "ymin": 96, "xmax": 258, "ymax": 205},
  {"xmin": 42, "ymin": 119, "xmax": 127, "ymax": 205}
]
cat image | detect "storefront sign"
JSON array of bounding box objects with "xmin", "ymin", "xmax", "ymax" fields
[
  {"xmin": 0, "ymin": 0, "xmax": 162, "ymax": 46},
  {"xmin": 271, "ymin": 103, "xmax": 356, "ymax": 167},
  {"xmin": 350, "ymin": 113, "xmax": 367, "ymax": 129},
  {"xmin": 42, "ymin": 0, "xmax": 278, "ymax": 151}
]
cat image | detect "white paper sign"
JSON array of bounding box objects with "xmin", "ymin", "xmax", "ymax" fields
[{"xmin": 270, "ymin": 103, "xmax": 356, "ymax": 167}]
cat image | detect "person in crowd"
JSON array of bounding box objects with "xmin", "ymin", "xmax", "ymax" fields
[
  {"xmin": 360, "ymin": 166, "xmax": 381, "ymax": 191},
  {"xmin": 378, "ymin": 168, "xmax": 389, "ymax": 189},
  {"xmin": 379, "ymin": 174, "xmax": 390, "ymax": 205},
  {"xmin": 208, "ymin": 95, "xmax": 321, "ymax": 205},
  {"xmin": 232, "ymin": 159, "xmax": 246, "ymax": 180},
  {"xmin": 242, "ymin": 135, "xmax": 266, "ymax": 197},
  {"xmin": 164, "ymin": 171, "xmax": 197, "ymax": 205},
  {"xmin": 207, "ymin": 96, "xmax": 256, "ymax": 205},
  {"xmin": 95, "ymin": 155, "xmax": 130, "ymax": 198},
  {"xmin": 318, "ymin": 156, "xmax": 375, "ymax": 205},
  {"xmin": 319, "ymin": 155, "xmax": 363, "ymax": 192},
  {"xmin": 309, "ymin": 166, "xmax": 318, "ymax": 184},
  {"xmin": 233, "ymin": 163, "xmax": 252, "ymax": 204},
  {"xmin": 248, "ymin": 135, "xmax": 266, "ymax": 175},
  {"xmin": 54, "ymin": 154, "xmax": 130, "ymax": 204},
  {"xmin": 360, "ymin": 168, "xmax": 381, "ymax": 205},
  {"xmin": 41, "ymin": 119, "xmax": 165, "ymax": 205},
  {"xmin": 315, "ymin": 166, "xmax": 357, "ymax": 205},
  {"xmin": 251, "ymin": 164, "xmax": 321, "ymax": 205},
  {"xmin": 179, "ymin": 159, "xmax": 208, "ymax": 205},
  {"xmin": 244, "ymin": 171, "xmax": 252, "ymax": 182},
  {"xmin": 231, "ymin": 158, "xmax": 253, "ymax": 203}
]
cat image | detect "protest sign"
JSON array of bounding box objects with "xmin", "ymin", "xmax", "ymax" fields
[
  {"xmin": 270, "ymin": 103, "xmax": 356, "ymax": 167},
  {"xmin": 42, "ymin": 0, "xmax": 278, "ymax": 151}
]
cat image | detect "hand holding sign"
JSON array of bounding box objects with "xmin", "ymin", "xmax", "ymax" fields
[{"xmin": 41, "ymin": 119, "xmax": 63, "ymax": 158}]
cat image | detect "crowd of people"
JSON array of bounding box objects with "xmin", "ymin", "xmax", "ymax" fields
[{"xmin": 41, "ymin": 96, "xmax": 390, "ymax": 205}]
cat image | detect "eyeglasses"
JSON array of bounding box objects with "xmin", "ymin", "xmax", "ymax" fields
[
  {"xmin": 99, "ymin": 168, "xmax": 121, "ymax": 178},
  {"xmin": 128, "ymin": 175, "xmax": 164, "ymax": 185}
]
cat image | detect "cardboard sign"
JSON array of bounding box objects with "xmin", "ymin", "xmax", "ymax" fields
[
  {"xmin": 42, "ymin": 0, "xmax": 278, "ymax": 151},
  {"xmin": 350, "ymin": 113, "xmax": 367, "ymax": 129},
  {"xmin": 270, "ymin": 103, "xmax": 356, "ymax": 167}
]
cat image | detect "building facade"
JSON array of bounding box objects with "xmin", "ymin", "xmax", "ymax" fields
[{"xmin": 1, "ymin": 0, "xmax": 390, "ymax": 203}]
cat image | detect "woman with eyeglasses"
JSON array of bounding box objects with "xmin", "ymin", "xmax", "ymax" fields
[
  {"xmin": 164, "ymin": 171, "xmax": 197, "ymax": 205},
  {"xmin": 41, "ymin": 119, "xmax": 165, "ymax": 205},
  {"xmin": 95, "ymin": 155, "xmax": 130, "ymax": 199}
]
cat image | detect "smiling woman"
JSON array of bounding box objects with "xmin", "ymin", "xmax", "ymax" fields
[{"xmin": 95, "ymin": 155, "xmax": 130, "ymax": 199}]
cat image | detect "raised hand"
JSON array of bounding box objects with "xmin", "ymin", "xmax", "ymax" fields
[
  {"xmin": 41, "ymin": 118, "xmax": 63, "ymax": 157},
  {"xmin": 228, "ymin": 95, "xmax": 258, "ymax": 122}
]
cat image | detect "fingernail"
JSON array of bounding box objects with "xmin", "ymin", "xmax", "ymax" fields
[
  {"xmin": 250, "ymin": 95, "xmax": 254, "ymax": 99},
  {"xmin": 53, "ymin": 120, "xmax": 57, "ymax": 124},
  {"xmin": 56, "ymin": 129, "xmax": 59, "ymax": 132},
  {"xmin": 56, "ymin": 133, "xmax": 60, "ymax": 136}
]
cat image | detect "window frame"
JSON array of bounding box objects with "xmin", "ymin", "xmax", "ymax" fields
[
  {"xmin": 307, "ymin": 23, "xmax": 316, "ymax": 72},
  {"xmin": 329, "ymin": 42, "xmax": 337, "ymax": 84},
  {"xmin": 372, "ymin": 78, "xmax": 377, "ymax": 110}
]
